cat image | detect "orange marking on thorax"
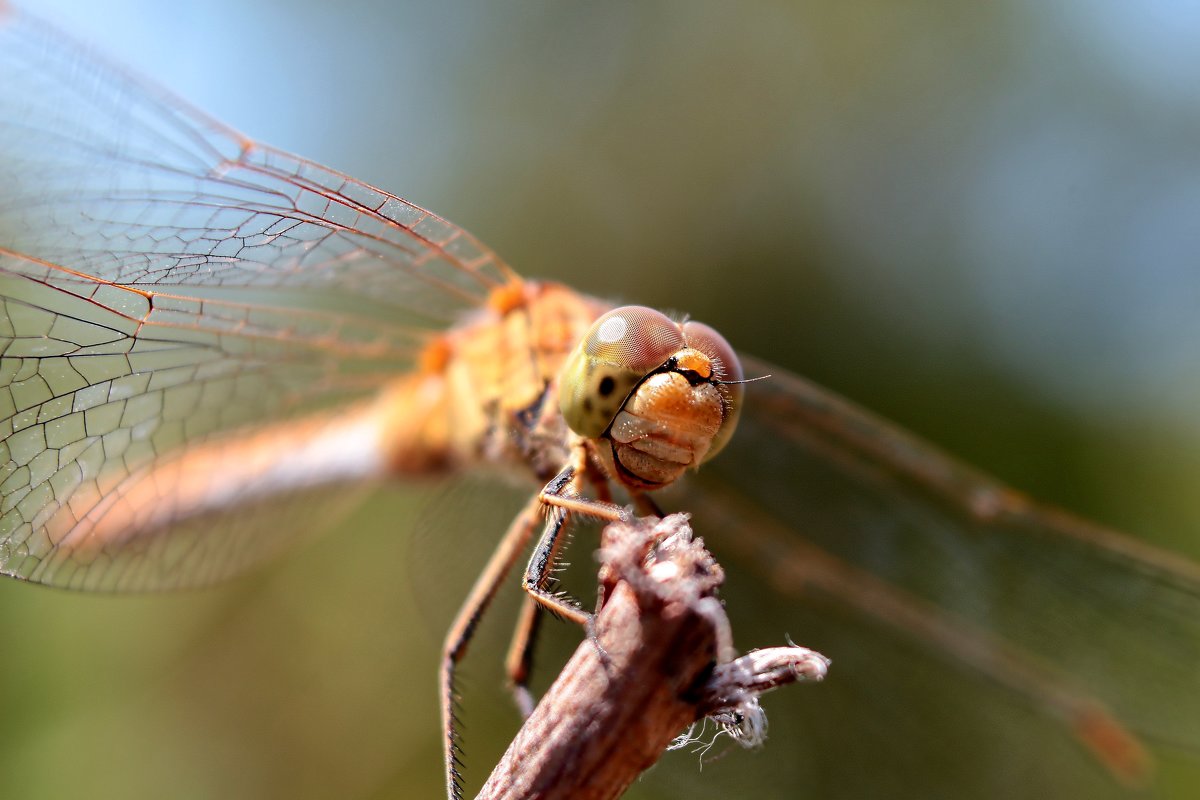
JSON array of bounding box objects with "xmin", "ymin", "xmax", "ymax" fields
[
  {"xmin": 418, "ymin": 336, "xmax": 453, "ymax": 374},
  {"xmin": 487, "ymin": 279, "xmax": 532, "ymax": 315},
  {"xmin": 379, "ymin": 281, "xmax": 610, "ymax": 476}
]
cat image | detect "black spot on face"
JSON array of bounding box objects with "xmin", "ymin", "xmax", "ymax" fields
[
  {"xmin": 583, "ymin": 398, "xmax": 594, "ymax": 414},
  {"xmin": 598, "ymin": 375, "xmax": 616, "ymax": 397}
]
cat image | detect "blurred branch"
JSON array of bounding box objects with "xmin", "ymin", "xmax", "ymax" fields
[{"xmin": 476, "ymin": 513, "xmax": 829, "ymax": 800}]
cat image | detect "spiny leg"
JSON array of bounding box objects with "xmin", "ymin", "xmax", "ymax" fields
[
  {"xmin": 522, "ymin": 463, "xmax": 630, "ymax": 625},
  {"xmin": 440, "ymin": 494, "xmax": 542, "ymax": 800},
  {"xmin": 504, "ymin": 596, "xmax": 543, "ymax": 719},
  {"xmin": 505, "ymin": 454, "xmax": 621, "ymax": 716}
]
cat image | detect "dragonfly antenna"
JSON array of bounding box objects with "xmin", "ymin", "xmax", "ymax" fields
[{"xmin": 714, "ymin": 373, "xmax": 772, "ymax": 386}]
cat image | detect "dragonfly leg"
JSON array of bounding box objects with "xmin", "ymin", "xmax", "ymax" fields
[
  {"xmin": 504, "ymin": 596, "xmax": 543, "ymax": 718},
  {"xmin": 524, "ymin": 464, "xmax": 631, "ymax": 625},
  {"xmin": 538, "ymin": 464, "xmax": 631, "ymax": 524},
  {"xmin": 632, "ymin": 491, "xmax": 664, "ymax": 518},
  {"xmin": 504, "ymin": 455, "xmax": 625, "ymax": 716},
  {"xmin": 440, "ymin": 494, "xmax": 543, "ymax": 800}
]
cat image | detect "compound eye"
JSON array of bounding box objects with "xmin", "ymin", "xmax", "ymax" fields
[
  {"xmin": 559, "ymin": 306, "xmax": 684, "ymax": 438},
  {"xmin": 682, "ymin": 320, "xmax": 744, "ymax": 461},
  {"xmin": 585, "ymin": 306, "xmax": 683, "ymax": 373}
]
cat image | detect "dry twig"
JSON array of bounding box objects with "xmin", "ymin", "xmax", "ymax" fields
[{"xmin": 477, "ymin": 513, "xmax": 829, "ymax": 800}]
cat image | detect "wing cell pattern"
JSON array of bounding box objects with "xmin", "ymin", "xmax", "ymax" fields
[{"xmin": 0, "ymin": 11, "xmax": 515, "ymax": 588}]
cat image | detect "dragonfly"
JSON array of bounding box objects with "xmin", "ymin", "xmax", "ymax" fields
[{"xmin": 1, "ymin": 7, "xmax": 1198, "ymax": 800}]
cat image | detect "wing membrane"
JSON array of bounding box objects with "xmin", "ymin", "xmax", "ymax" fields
[
  {"xmin": 671, "ymin": 356, "xmax": 1200, "ymax": 784},
  {"xmin": 0, "ymin": 10, "xmax": 514, "ymax": 589},
  {"xmin": 0, "ymin": 12, "xmax": 515, "ymax": 319}
]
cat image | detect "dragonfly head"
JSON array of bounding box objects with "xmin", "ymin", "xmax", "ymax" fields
[{"xmin": 558, "ymin": 305, "xmax": 743, "ymax": 490}]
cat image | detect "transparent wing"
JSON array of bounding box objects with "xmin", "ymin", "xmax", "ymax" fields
[
  {"xmin": 668, "ymin": 355, "xmax": 1200, "ymax": 795},
  {"xmin": 0, "ymin": 11, "xmax": 515, "ymax": 319},
  {"xmin": 0, "ymin": 10, "xmax": 517, "ymax": 589}
]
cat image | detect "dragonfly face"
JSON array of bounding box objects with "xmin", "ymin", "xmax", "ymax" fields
[
  {"xmin": 1, "ymin": 5, "xmax": 1199, "ymax": 800},
  {"xmin": 558, "ymin": 305, "xmax": 744, "ymax": 490}
]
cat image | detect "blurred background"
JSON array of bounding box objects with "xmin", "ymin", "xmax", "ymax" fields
[{"xmin": 2, "ymin": 0, "xmax": 1199, "ymax": 797}]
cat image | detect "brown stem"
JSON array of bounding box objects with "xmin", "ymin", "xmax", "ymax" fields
[{"xmin": 476, "ymin": 514, "xmax": 829, "ymax": 800}]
